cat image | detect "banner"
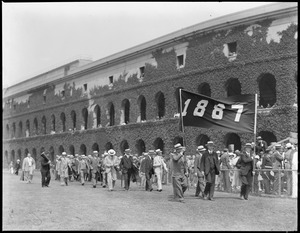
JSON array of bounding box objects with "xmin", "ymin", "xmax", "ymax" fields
[{"xmin": 179, "ymin": 89, "xmax": 255, "ymax": 133}]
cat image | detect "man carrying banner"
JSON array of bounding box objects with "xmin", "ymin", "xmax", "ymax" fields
[{"xmin": 199, "ymin": 141, "xmax": 220, "ymax": 201}]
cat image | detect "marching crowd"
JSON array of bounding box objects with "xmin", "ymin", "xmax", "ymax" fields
[{"xmin": 10, "ymin": 136, "xmax": 298, "ymax": 202}]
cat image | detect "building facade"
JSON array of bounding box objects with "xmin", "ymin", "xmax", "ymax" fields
[{"xmin": 3, "ymin": 3, "xmax": 298, "ymax": 168}]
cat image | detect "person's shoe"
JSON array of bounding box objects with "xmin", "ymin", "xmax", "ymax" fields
[
  {"xmin": 195, "ymin": 194, "xmax": 199, "ymax": 197},
  {"xmin": 240, "ymin": 195, "xmax": 245, "ymax": 200},
  {"xmin": 208, "ymin": 197, "xmax": 215, "ymax": 201},
  {"xmin": 179, "ymin": 199, "xmax": 185, "ymax": 203},
  {"xmin": 203, "ymin": 196, "xmax": 208, "ymax": 200},
  {"xmin": 158, "ymin": 189, "xmax": 162, "ymax": 192},
  {"xmin": 82, "ymin": 183, "xmax": 84, "ymax": 186},
  {"xmin": 42, "ymin": 185, "xmax": 45, "ymax": 188},
  {"xmin": 244, "ymin": 197, "xmax": 248, "ymax": 200},
  {"xmin": 93, "ymin": 185, "xmax": 96, "ymax": 188},
  {"xmin": 45, "ymin": 185, "xmax": 49, "ymax": 187},
  {"xmin": 150, "ymin": 188, "xmax": 153, "ymax": 192}
]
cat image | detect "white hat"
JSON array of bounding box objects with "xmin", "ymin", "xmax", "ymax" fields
[
  {"xmin": 275, "ymin": 144, "xmax": 282, "ymax": 149},
  {"xmin": 108, "ymin": 149, "xmax": 116, "ymax": 155},
  {"xmin": 62, "ymin": 152, "xmax": 67, "ymax": 156},
  {"xmin": 207, "ymin": 141, "xmax": 214, "ymax": 145},
  {"xmin": 255, "ymin": 155, "xmax": 260, "ymax": 159},
  {"xmin": 155, "ymin": 149, "xmax": 162, "ymax": 153},
  {"xmin": 245, "ymin": 143, "xmax": 252, "ymax": 147},
  {"xmin": 148, "ymin": 150, "xmax": 156, "ymax": 155},
  {"xmin": 197, "ymin": 145, "xmax": 206, "ymax": 151},
  {"xmin": 125, "ymin": 148, "xmax": 131, "ymax": 152},
  {"xmin": 285, "ymin": 143, "xmax": 292, "ymax": 149},
  {"xmin": 93, "ymin": 151, "xmax": 99, "ymax": 154},
  {"xmin": 174, "ymin": 143, "xmax": 183, "ymax": 149}
]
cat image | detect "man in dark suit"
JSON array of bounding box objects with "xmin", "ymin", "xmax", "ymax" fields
[
  {"xmin": 199, "ymin": 141, "xmax": 220, "ymax": 201},
  {"xmin": 239, "ymin": 143, "xmax": 254, "ymax": 200},
  {"xmin": 144, "ymin": 150, "xmax": 155, "ymax": 191},
  {"xmin": 40, "ymin": 151, "xmax": 51, "ymax": 187},
  {"xmin": 256, "ymin": 136, "xmax": 268, "ymax": 154},
  {"xmin": 194, "ymin": 145, "xmax": 206, "ymax": 198},
  {"xmin": 120, "ymin": 148, "xmax": 134, "ymax": 191}
]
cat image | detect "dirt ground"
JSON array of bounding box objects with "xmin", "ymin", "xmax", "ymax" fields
[{"xmin": 2, "ymin": 170, "xmax": 297, "ymax": 231}]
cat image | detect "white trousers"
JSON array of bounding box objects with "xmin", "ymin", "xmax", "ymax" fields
[{"xmin": 154, "ymin": 167, "xmax": 163, "ymax": 190}]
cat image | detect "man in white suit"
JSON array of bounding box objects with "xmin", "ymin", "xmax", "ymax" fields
[{"xmin": 22, "ymin": 153, "xmax": 36, "ymax": 183}]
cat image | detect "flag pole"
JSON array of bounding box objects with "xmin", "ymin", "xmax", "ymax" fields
[
  {"xmin": 179, "ymin": 88, "xmax": 186, "ymax": 147},
  {"xmin": 252, "ymin": 93, "xmax": 258, "ymax": 188}
]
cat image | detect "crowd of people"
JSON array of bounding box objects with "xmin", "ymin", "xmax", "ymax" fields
[{"xmin": 8, "ymin": 136, "xmax": 298, "ymax": 202}]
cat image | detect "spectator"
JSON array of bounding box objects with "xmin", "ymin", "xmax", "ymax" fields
[
  {"xmin": 284, "ymin": 143, "xmax": 294, "ymax": 196},
  {"xmin": 220, "ymin": 148, "xmax": 232, "ymax": 192},
  {"xmin": 90, "ymin": 151, "xmax": 101, "ymax": 188},
  {"xmin": 153, "ymin": 149, "xmax": 167, "ymax": 192},
  {"xmin": 291, "ymin": 148, "xmax": 298, "ymax": 198},
  {"xmin": 14, "ymin": 159, "xmax": 21, "ymax": 175},
  {"xmin": 144, "ymin": 150, "xmax": 155, "ymax": 192},
  {"xmin": 9, "ymin": 161, "xmax": 14, "ymax": 174},
  {"xmin": 40, "ymin": 151, "xmax": 51, "ymax": 188},
  {"xmin": 55, "ymin": 155, "xmax": 61, "ymax": 181},
  {"xmin": 104, "ymin": 149, "xmax": 120, "ymax": 191},
  {"xmin": 261, "ymin": 148, "xmax": 273, "ymax": 194},
  {"xmin": 119, "ymin": 148, "xmax": 134, "ymax": 191},
  {"xmin": 231, "ymin": 150, "xmax": 241, "ymax": 192},
  {"xmin": 194, "ymin": 145, "xmax": 206, "ymax": 198},
  {"xmin": 271, "ymin": 144, "xmax": 284, "ymax": 195},
  {"xmin": 78, "ymin": 155, "xmax": 88, "ymax": 185},
  {"xmin": 215, "ymin": 151, "xmax": 223, "ymax": 191},
  {"xmin": 256, "ymin": 136, "xmax": 268, "ymax": 154},
  {"xmin": 59, "ymin": 152, "xmax": 69, "ymax": 186},
  {"xmin": 139, "ymin": 153, "xmax": 146, "ymax": 187}
]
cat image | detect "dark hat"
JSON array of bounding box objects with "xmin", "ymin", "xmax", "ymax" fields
[{"xmin": 223, "ymin": 148, "xmax": 228, "ymax": 152}]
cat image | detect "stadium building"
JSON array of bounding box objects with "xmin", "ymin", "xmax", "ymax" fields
[{"xmin": 3, "ymin": 2, "xmax": 298, "ymax": 168}]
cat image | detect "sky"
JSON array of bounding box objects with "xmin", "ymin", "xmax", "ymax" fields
[{"xmin": 2, "ymin": 2, "xmax": 274, "ymax": 88}]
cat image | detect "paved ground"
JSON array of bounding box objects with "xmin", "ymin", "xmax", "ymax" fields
[{"xmin": 3, "ymin": 170, "xmax": 297, "ymax": 231}]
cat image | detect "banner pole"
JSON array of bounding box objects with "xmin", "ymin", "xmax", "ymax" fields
[
  {"xmin": 252, "ymin": 93, "xmax": 258, "ymax": 190},
  {"xmin": 179, "ymin": 88, "xmax": 186, "ymax": 147}
]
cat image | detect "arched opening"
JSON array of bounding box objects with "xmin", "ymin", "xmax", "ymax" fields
[
  {"xmin": 155, "ymin": 91, "xmax": 165, "ymax": 119},
  {"xmin": 18, "ymin": 149, "xmax": 22, "ymax": 161},
  {"xmin": 58, "ymin": 145, "xmax": 65, "ymax": 154},
  {"xmin": 80, "ymin": 144, "xmax": 87, "ymax": 155},
  {"xmin": 225, "ymin": 78, "xmax": 241, "ymax": 97},
  {"xmin": 11, "ymin": 150, "xmax": 15, "ymax": 164},
  {"xmin": 224, "ymin": 133, "xmax": 241, "ymax": 151},
  {"xmin": 108, "ymin": 103, "xmax": 115, "ymax": 126},
  {"xmin": 94, "ymin": 105, "xmax": 101, "ymax": 128},
  {"xmin": 49, "ymin": 146, "xmax": 55, "ymax": 162},
  {"xmin": 25, "ymin": 120, "xmax": 30, "ymax": 137},
  {"xmin": 12, "ymin": 122, "xmax": 16, "ymax": 138},
  {"xmin": 60, "ymin": 112, "xmax": 66, "ymax": 132},
  {"xmin": 69, "ymin": 145, "xmax": 75, "ymax": 155},
  {"xmin": 135, "ymin": 139, "xmax": 146, "ymax": 156},
  {"xmin": 51, "ymin": 115, "xmax": 56, "ymax": 131},
  {"xmin": 5, "ymin": 151, "xmax": 9, "ymax": 166},
  {"xmin": 196, "ymin": 134, "xmax": 210, "ymax": 148},
  {"xmin": 105, "ymin": 142, "xmax": 114, "ymax": 152},
  {"xmin": 6, "ymin": 124, "xmax": 9, "ymax": 139},
  {"xmin": 82, "ymin": 107, "xmax": 88, "ymax": 130},
  {"xmin": 33, "ymin": 118, "xmax": 38, "ymax": 135},
  {"xmin": 32, "ymin": 148, "xmax": 37, "ymax": 165},
  {"xmin": 120, "ymin": 140, "xmax": 129, "ymax": 155},
  {"xmin": 19, "ymin": 121, "xmax": 23, "ymax": 138},
  {"xmin": 198, "ymin": 83, "xmax": 211, "ymax": 97},
  {"xmin": 258, "ymin": 131, "xmax": 277, "ymax": 146},
  {"xmin": 41, "ymin": 116, "xmax": 47, "ymax": 134},
  {"xmin": 173, "ymin": 136, "xmax": 184, "ymax": 146},
  {"xmin": 92, "ymin": 143, "xmax": 99, "ymax": 152},
  {"xmin": 121, "ymin": 99, "xmax": 130, "ymax": 124},
  {"xmin": 153, "ymin": 137, "xmax": 165, "ymax": 154},
  {"xmin": 71, "ymin": 110, "xmax": 77, "ymax": 130},
  {"xmin": 258, "ymin": 73, "xmax": 276, "ymax": 108},
  {"xmin": 137, "ymin": 95, "xmax": 146, "ymax": 122}
]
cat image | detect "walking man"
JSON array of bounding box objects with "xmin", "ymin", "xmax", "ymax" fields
[
  {"xmin": 40, "ymin": 151, "xmax": 51, "ymax": 187},
  {"xmin": 145, "ymin": 150, "xmax": 155, "ymax": 191},
  {"xmin": 104, "ymin": 149, "xmax": 120, "ymax": 191},
  {"xmin": 170, "ymin": 143, "xmax": 188, "ymax": 203},
  {"xmin": 90, "ymin": 151, "xmax": 101, "ymax": 188},
  {"xmin": 194, "ymin": 145, "xmax": 206, "ymax": 198},
  {"xmin": 199, "ymin": 141, "xmax": 220, "ymax": 201},
  {"xmin": 220, "ymin": 148, "xmax": 232, "ymax": 192},
  {"xmin": 239, "ymin": 143, "xmax": 254, "ymax": 200},
  {"xmin": 120, "ymin": 148, "xmax": 134, "ymax": 191},
  {"xmin": 153, "ymin": 149, "xmax": 167, "ymax": 192},
  {"xmin": 22, "ymin": 153, "xmax": 36, "ymax": 183}
]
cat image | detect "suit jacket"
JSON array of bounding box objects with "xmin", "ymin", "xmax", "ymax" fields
[
  {"xmin": 144, "ymin": 155, "xmax": 154, "ymax": 175},
  {"xmin": 239, "ymin": 152, "xmax": 253, "ymax": 176},
  {"xmin": 22, "ymin": 157, "xmax": 36, "ymax": 172},
  {"xmin": 199, "ymin": 151, "xmax": 220, "ymax": 176},
  {"xmin": 272, "ymin": 150, "xmax": 283, "ymax": 169},
  {"xmin": 220, "ymin": 152, "xmax": 232, "ymax": 169},
  {"xmin": 40, "ymin": 156, "xmax": 50, "ymax": 172},
  {"xmin": 194, "ymin": 153, "xmax": 203, "ymax": 177},
  {"xmin": 120, "ymin": 155, "xmax": 133, "ymax": 173},
  {"xmin": 89, "ymin": 157, "xmax": 100, "ymax": 173}
]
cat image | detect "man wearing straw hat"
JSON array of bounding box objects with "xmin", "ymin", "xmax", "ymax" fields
[
  {"xmin": 194, "ymin": 145, "xmax": 206, "ymax": 198},
  {"xmin": 120, "ymin": 148, "xmax": 134, "ymax": 191},
  {"xmin": 90, "ymin": 151, "xmax": 101, "ymax": 188},
  {"xmin": 104, "ymin": 149, "xmax": 119, "ymax": 191},
  {"xmin": 170, "ymin": 143, "xmax": 188, "ymax": 203},
  {"xmin": 199, "ymin": 141, "xmax": 220, "ymax": 201},
  {"xmin": 272, "ymin": 144, "xmax": 284, "ymax": 195},
  {"xmin": 153, "ymin": 149, "xmax": 167, "ymax": 192}
]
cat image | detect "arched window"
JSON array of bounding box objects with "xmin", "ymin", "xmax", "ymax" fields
[
  {"xmin": 32, "ymin": 148, "xmax": 37, "ymax": 164},
  {"xmin": 58, "ymin": 145, "xmax": 65, "ymax": 154},
  {"xmin": 18, "ymin": 149, "xmax": 22, "ymax": 161},
  {"xmin": 258, "ymin": 73, "xmax": 276, "ymax": 108},
  {"xmin": 82, "ymin": 107, "xmax": 88, "ymax": 130},
  {"xmin": 120, "ymin": 140, "xmax": 129, "ymax": 155},
  {"xmin": 121, "ymin": 99, "xmax": 130, "ymax": 124},
  {"xmin": 155, "ymin": 91, "xmax": 165, "ymax": 119},
  {"xmin": 19, "ymin": 121, "xmax": 23, "ymax": 138},
  {"xmin": 108, "ymin": 103, "xmax": 115, "ymax": 126},
  {"xmin": 173, "ymin": 136, "xmax": 184, "ymax": 146},
  {"xmin": 51, "ymin": 115, "xmax": 56, "ymax": 132},
  {"xmin": 33, "ymin": 118, "xmax": 38, "ymax": 135},
  {"xmin": 105, "ymin": 142, "xmax": 114, "ymax": 151},
  {"xmin": 71, "ymin": 110, "xmax": 77, "ymax": 130},
  {"xmin": 94, "ymin": 105, "xmax": 101, "ymax": 128},
  {"xmin": 225, "ymin": 78, "xmax": 241, "ymax": 97},
  {"xmin": 42, "ymin": 116, "xmax": 47, "ymax": 134},
  {"xmin": 92, "ymin": 143, "xmax": 99, "ymax": 153},
  {"xmin": 135, "ymin": 139, "xmax": 146, "ymax": 156},
  {"xmin": 198, "ymin": 82, "xmax": 211, "ymax": 97},
  {"xmin": 26, "ymin": 120, "xmax": 30, "ymax": 137},
  {"xmin": 196, "ymin": 134, "xmax": 210, "ymax": 148},
  {"xmin": 80, "ymin": 144, "xmax": 87, "ymax": 155},
  {"xmin": 49, "ymin": 146, "xmax": 55, "ymax": 162},
  {"xmin": 258, "ymin": 131, "xmax": 277, "ymax": 146},
  {"xmin": 60, "ymin": 112, "xmax": 66, "ymax": 132},
  {"xmin": 6, "ymin": 124, "xmax": 9, "ymax": 139},
  {"xmin": 137, "ymin": 95, "xmax": 146, "ymax": 122},
  {"xmin": 12, "ymin": 122, "xmax": 16, "ymax": 138},
  {"xmin": 153, "ymin": 138, "xmax": 165, "ymax": 154},
  {"xmin": 69, "ymin": 145, "xmax": 75, "ymax": 155},
  {"xmin": 11, "ymin": 150, "xmax": 15, "ymax": 164},
  {"xmin": 5, "ymin": 151, "xmax": 9, "ymax": 166},
  {"xmin": 224, "ymin": 133, "xmax": 241, "ymax": 151}
]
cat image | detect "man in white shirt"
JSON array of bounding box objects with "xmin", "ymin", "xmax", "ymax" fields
[
  {"xmin": 153, "ymin": 149, "xmax": 168, "ymax": 192},
  {"xmin": 22, "ymin": 153, "xmax": 36, "ymax": 183}
]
